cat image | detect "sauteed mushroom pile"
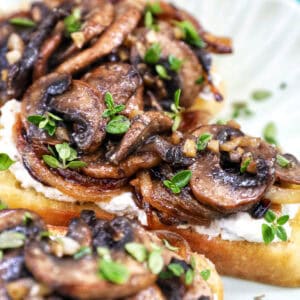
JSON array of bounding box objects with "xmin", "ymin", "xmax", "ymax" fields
[{"xmin": 0, "ymin": 209, "xmax": 219, "ymax": 299}]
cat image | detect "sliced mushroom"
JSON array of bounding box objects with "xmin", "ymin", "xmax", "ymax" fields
[
  {"xmin": 275, "ymin": 153, "xmax": 300, "ymax": 185},
  {"xmin": 50, "ymin": 80, "xmax": 107, "ymax": 153},
  {"xmin": 7, "ymin": 8, "xmax": 68, "ymax": 99},
  {"xmin": 56, "ymin": 0, "xmax": 115, "ymax": 64},
  {"xmin": 131, "ymin": 29, "xmax": 202, "ymax": 108},
  {"xmin": 108, "ymin": 112, "xmax": 173, "ymax": 165},
  {"xmin": 55, "ymin": 6, "xmax": 142, "ymax": 74},
  {"xmin": 83, "ymin": 151, "xmax": 160, "ymax": 179},
  {"xmin": 189, "ymin": 125, "xmax": 276, "ymax": 213},
  {"xmin": 133, "ymin": 170, "xmax": 220, "ymax": 225},
  {"xmin": 83, "ymin": 63, "xmax": 142, "ymax": 107},
  {"xmin": 25, "ymin": 215, "xmax": 157, "ymax": 299}
]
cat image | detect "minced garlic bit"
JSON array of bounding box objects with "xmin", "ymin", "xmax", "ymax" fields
[
  {"xmin": 207, "ymin": 139, "xmax": 219, "ymax": 153},
  {"xmin": 71, "ymin": 31, "xmax": 85, "ymax": 49},
  {"xmin": 183, "ymin": 139, "xmax": 197, "ymax": 158}
]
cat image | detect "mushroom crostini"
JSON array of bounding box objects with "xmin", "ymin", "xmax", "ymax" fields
[{"xmin": 0, "ymin": 209, "xmax": 223, "ymax": 300}]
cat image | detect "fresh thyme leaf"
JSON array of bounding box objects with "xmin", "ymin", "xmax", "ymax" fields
[
  {"xmin": 163, "ymin": 170, "xmax": 192, "ymax": 194},
  {"xmin": 277, "ymin": 215, "xmax": 289, "ymax": 226},
  {"xmin": 240, "ymin": 157, "xmax": 252, "ymax": 173},
  {"xmin": 155, "ymin": 65, "xmax": 171, "ymax": 80},
  {"xmin": 148, "ymin": 249, "xmax": 164, "ymax": 274},
  {"xmin": 231, "ymin": 102, "xmax": 253, "ymax": 119},
  {"xmin": 276, "ymin": 154, "xmax": 290, "ymax": 168},
  {"xmin": 168, "ymin": 55, "xmax": 183, "ymax": 72},
  {"xmin": 145, "ymin": 10, "xmax": 154, "ymax": 28},
  {"xmin": 163, "ymin": 239, "xmax": 179, "ymax": 252},
  {"xmin": 67, "ymin": 161, "xmax": 87, "ymax": 169},
  {"xmin": 28, "ymin": 112, "xmax": 61, "ymax": 136},
  {"xmin": 64, "ymin": 8, "xmax": 81, "ymax": 35},
  {"xmin": 144, "ymin": 43, "xmax": 161, "ymax": 64},
  {"xmin": 167, "ymin": 263, "xmax": 185, "ymax": 277},
  {"xmin": 176, "ymin": 21, "xmax": 205, "ymax": 48},
  {"xmin": 185, "ymin": 268, "xmax": 194, "ymax": 285},
  {"xmin": 106, "ymin": 115, "xmax": 130, "ymax": 135},
  {"xmin": 9, "ymin": 17, "xmax": 36, "ymax": 27},
  {"xmin": 195, "ymin": 76, "xmax": 204, "ymax": 85},
  {"xmin": 0, "ymin": 231, "xmax": 25, "ymax": 249},
  {"xmin": 263, "ymin": 122, "xmax": 278, "ymax": 145},
  {"xmin": 264, "ymin": 210, "xmax": 276, "ymax": 223},
  {"xmin": 73, "ymin": 246, "xmax": 92, "ymax": 260},
  {"xmin": 125, "ymin": 243, "xmax": 148, "ymax": 263},
  {"xmin": 42, "ymin": 155, "xmax": 60, "ymax": 169},
  {"xmin": 200, "ymin": 269, "xmax": 211, "ymax": 281},
  {"xmin": 146, "ymin": 1, "xmax": 162, "ymax": 14},
  {"xmin": 252, "ymin": 90, "xmax": 272, "ymax": 101},
  {"xmin": 275, "ymin": 226, "xmax": 287, "ymax": 241},
  {"xmin": 99, "ymin": 259, "xmax": 129, "ymax": 284},
  {"xmin": 197, "ymin": 133, "xmax": 212, "ymax": 151},
  {"xmin": 0, "ymin": 153, "xmax": 15, "ymax": 171}
]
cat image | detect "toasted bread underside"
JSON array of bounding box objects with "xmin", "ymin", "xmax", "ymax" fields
[{"xmin": 151, "ymin": 210, "xmax": 300, "ymax": 287}]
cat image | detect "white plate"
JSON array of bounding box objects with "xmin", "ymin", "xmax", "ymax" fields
[{"xmin": 2, "ymin": 0, "xmax": 300, "ymax": 299}]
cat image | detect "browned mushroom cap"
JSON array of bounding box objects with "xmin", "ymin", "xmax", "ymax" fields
[
  {"xmin": 55, "ymin": 0, "xmax": 115, "ymax": 65},
  {"xmin": 25, "ymin": 215, "xmax": 158, "ymax": 299},
  {"xmin": 84, "ymin": 63, "xmax": 142, "ymax": 104},
  {"xmin": 108, "ymin": 111, "xmax": 173, "ymax": 165},
  {"xmin": 18, "ymin": 133, "xmax": 127, "ymax": 202},
  {"xmin": 275, "ymin": 153, "xmax": 300, "ymax": 185},
  {"xmin": 0, "ymin": 210, "xmax": 45, "ymax": 282},
  {"xmin": 133, "ymin": 170, "xmax": 220, "ymax": 225},
  {"xmin": 82, "ymin": 151, "xmax": 160, "ymax": 179},
  {"xmin": 50, "ymin": 80, "xmax": 107, "ymax": 153},
  {"xmin": 132, "ymin": 29, "xmax": 202, "ymax": 108},
  {"xmin": 7, "ymin": 8, "xmax": 68, "ymax": 99},
  {"xmin": 189, "ymin": 125, "xmax": 276, "ymax": 213},
  {"xmin": 126, "ymin": 285, "xmax": 165, "ymax": 300},
  {"xmin": 55, "ymin": 5, "xmax": 142, "ymax": 74}
]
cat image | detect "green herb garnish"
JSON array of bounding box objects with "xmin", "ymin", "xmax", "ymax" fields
[
  {"xmin": 64, "ymin": 8, "xmax": 81, "ymax": 35},
  {"xmin": 263, "ymin": 122, "xmax": 278, "ymax": 145},
  {"xmin": 155, "ymin": 65, "xmax": 171, "ymax": 80},
  {"xmin": 167, "ymin": 263, "xmax": 185, "ymax": 277},
  {"xmin": 144, "ymin": 43, "xmax": 161, "ymax": 64},
  {"xmin": 0, "ymin": 153, "xmax": 15, "ymax": 171},
  {"xmin": 276, "ymin": 154, "xmax": 290, "ymax": 168},
  {"xmin": 167, "ymin": 89, "xmax": 183, "ymax": 132},
  {"xmin": 99, "ymin": 259, "xmax": 129, "ymax": 284},
  {"xmin": 125, "ymin": 242, "xmax": 148, "ymax": 263},
  {"xmin": 195, "ymin": 76, "xmax": 204, "ymax": 85},
  {"xmin": 0, "ymin": 202, "xmax": 7, "ymax": 210},
  {"xmin": 176, "ymin": 21, "xmax": 205, "ymax": 48},
  {"xmin": 28, "ymin": 112, "xmax": 62, "ymax": 136},
  {"xmin": 197, "ymin": 133, "xmax": 212, "ymax": 151},
  {"xmin": 102, "ymin": 92, "xmax": 126, "ymax": 118},
  {"xmin": 97, "ymin": 247, "xmax": 111, "ymax": 261},
  {"xmin": 262, "ymin": 210, "xmax": 289, "ymax": 244},
  {"xmin": 0, "ymin": 231, "xmax": 25, "ymax": 249},
  {"xmin": 106, "ymin": 115, "xmax": 130, "ymax": 135},
  {"xmin": 252, "ymin": 90, "xmax": 272, "ymax": 101},
  {"xmin": 146, "ymin": 1, "xmax": 162, "ymax": 14},
  {"xmin": 148, "ymin": 249, "xmax": 164, "ymax": 274},
  {"xmin": 168, "ymin": 55, "xmax": 183, "ymax": 72},
  {"xmin": 145, "ymin": 10, "xmax": 154, "ymax": 28},
  {"xmin": 200, "ymin": 269, "xmax": 211, "ymax": 281},
  {"xmin": 240, "ymin": 157, "xmax": 252, "ymax": 173},
  {"xmin": 74, "ymin": 246, "xmax": 92, "ymax": 260},
  {"xmin": 231, "ymin": 102, "xmax": 253, "ymax": 119},
  {"xmin": 163, "ymin": 170, "xmax": 192, "ymax": 194},
  {"xmin": 9, "ymin": 17, "xmax": 36, "ymax": 27},
  {"xmin": 163, "ymin": 239, "xmax": 179, "ymax": 252},
  {"xmin": 23, "ymin": 212, "xmax": 32, "ymax": 225},
  {"xmin": 43, "ymin": 143, "xmax": 86, "ymax": 170},
  {"xmin": 185, "ymin": 268, "xmax": 194, "ymax": 285}
]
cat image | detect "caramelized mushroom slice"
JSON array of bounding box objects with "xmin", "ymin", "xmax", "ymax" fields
[
  {"xmin": 7, "ymin": 8, "xmax": 68, "ymax": 99},
  {"xmin": 189, "ymin": 125, "xmax": 276, "ymax": 213},
  {"xmin": 25, "ymin": 215, "xmax": 157, "ymax": 299},
  {"xmin": 275, "ymin": 153, "xmax": 300, "ymax": 185},
  {"xmin": 56, "ymin": 0, "xmax": 115, "ymax": 64},
  {"xmin": 132, "ymin": 29, "xmax": 202, "ymax": 108},
  {"xmin": 55, "ymin": 5, "xmax": 142, "ymax": 74},
  {"xmin": 50, "ymin": 80, "xmax": 106, "ymax": 153},
  {"xmin": 83, "ymin": 63, "xmax": 142, "ymax": 107},
  {"xmin": 108, "ymin": 112, "xmax": 173, "ymax": 164}
]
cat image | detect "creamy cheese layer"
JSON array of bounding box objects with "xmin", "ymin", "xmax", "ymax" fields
[{"xmin": 0, "ymin": 100, "xmax": 147, "ymax": 224}]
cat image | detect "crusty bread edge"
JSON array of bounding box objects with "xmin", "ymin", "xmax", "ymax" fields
[{"xmin": 150, "ymin": 209, "xmax": 300, "ymax": 287}]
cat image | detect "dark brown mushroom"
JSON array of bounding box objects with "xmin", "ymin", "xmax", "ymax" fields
[
  {"xmin": 131, "ymin": 29, "xmax": 202, "ymax": 108},
  {"xmin": 50, "ymin": 80, "xmax": 107, "ymax": 153},
  {"xmin": 275, "ymin": 153, "xmax": 300, "ymax": 185},
  {"xmin": 25, "ymin": 214, "xmax": 157, "ymax": 300},
  {"xmin": 108, "ymin": 112, "xmax": 173, "ymax": 165},
  {"xmin": 189, "ymin": 125, "xmax": 276, "ymax": 213},
  {"xmin": 55, "ymin": 5, "xmax": 142, "ymax": 74},
  {"xmin": 7, "ymin": 8, "xmax": 68, "ymax": 99}
]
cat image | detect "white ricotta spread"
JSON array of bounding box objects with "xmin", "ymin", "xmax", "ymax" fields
[
  {"xmin": 0, "ymin": 100, "xmax": 147, "ymax": 225},
  {"xmin": 179, "ymin": 204, "xmax": 299, "ymax": 243}
]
